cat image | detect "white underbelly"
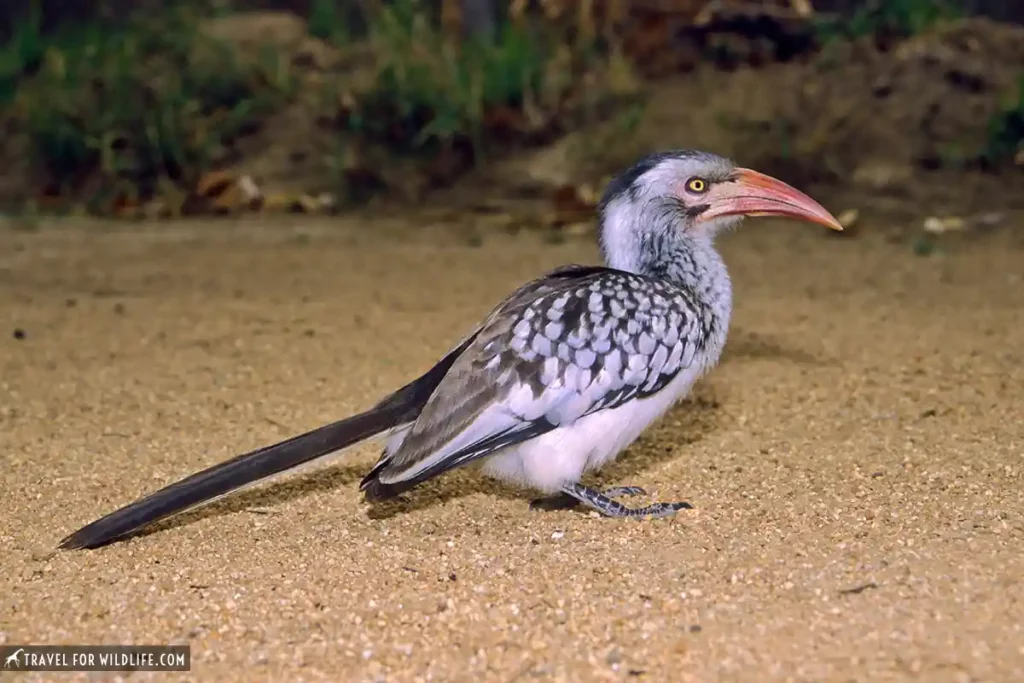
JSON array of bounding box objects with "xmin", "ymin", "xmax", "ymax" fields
[{"xmin": 480, "ymin": 365, "xmax": 703, "ymax": 493}]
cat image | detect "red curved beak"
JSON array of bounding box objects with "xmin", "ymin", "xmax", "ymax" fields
[{"xmin": 700, "ymin": 168, "xmax": 843, "ymax": 231}]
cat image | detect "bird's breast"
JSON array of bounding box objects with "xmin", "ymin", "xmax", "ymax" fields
[{"xmin": 481, "ymin": 357, "xmax": 707, "ymax": 493}]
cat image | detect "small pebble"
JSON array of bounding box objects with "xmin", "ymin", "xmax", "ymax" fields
[{"xmin": 837, "ymin": 208, "xmax": 859, "ymax": 228}]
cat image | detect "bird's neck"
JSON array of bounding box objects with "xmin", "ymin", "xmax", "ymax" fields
[
  {"xmin": 599, "ymin": 207, "xmax": 733, "ymax": 356},
  {"xmin": 657, "ymin": 235, "xmax": 731, "ymax": 312},
  {"xmin": 649, "ymin": 235, "xmax": 733, "ymax": 348},
  {"xmin": 601, "ymin": 209, "xmax": 731, "ymax": 305}
]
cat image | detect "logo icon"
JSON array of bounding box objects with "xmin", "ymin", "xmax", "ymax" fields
[{"xmin": 4, "ymin": 648, "xmax": 24, "ymax": 668}]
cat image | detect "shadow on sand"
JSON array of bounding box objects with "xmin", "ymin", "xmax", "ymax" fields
[{"xmin": 104, "ymin": 387, "xmax": 727, "ymax": 546}]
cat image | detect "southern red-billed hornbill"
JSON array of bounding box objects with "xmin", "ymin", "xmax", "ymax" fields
[{"xmin": 61, "ymin": 150, "xmax": 842, "ymax": 550}]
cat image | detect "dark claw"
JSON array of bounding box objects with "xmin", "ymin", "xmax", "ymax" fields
[
  {"xmin": 559, "ymin": 483, "xmax": 693, "ymax": 519},
  {"xmin": 530, "ymin": 485, "xmax": 650, "ymax": 512},
  {"xmin": 633, "ymin": 500, "xmax": 693, "ymax": 519}
]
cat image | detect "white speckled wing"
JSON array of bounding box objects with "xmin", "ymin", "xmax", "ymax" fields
[{"xmin": 365, "ymin": 265, "xmax": 712, "ymax": 491}]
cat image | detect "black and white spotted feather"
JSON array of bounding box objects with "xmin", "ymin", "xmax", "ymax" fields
[{"xmin": 360, "ymin": 263, "xmax": 719, "ymax": 498}]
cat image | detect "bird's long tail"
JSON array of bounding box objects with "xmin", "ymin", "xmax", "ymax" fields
[
  {"xmin": 60, "ymin": 325, "xmax": 482, "ymax": 551},
  {"xmin": 59, "ymin": 406, "xmax": 404, "ymax": 550}
]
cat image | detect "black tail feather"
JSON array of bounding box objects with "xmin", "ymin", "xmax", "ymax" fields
[
  {"xmin": 60, "ymin": 324, "xmax": 482, "ymax": 550},
  {"xmin": 59, "ymin": 407, "xmax": 402, "ymax": 550}
]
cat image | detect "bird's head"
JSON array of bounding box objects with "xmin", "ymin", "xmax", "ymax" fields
[{"xmin": 597, "ymin": 150, "xmax": 842, "ymax": 273}]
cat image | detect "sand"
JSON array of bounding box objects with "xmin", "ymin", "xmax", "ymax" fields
[{"xmin": 1, "ymin": 214, "xmax": 1022, "ymax": 682}]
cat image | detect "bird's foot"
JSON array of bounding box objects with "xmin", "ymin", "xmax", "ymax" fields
[
  {"xmin": 529, "ymin": 485, "xmax": 647, "ymax": 511},
  {"xmin": 560, "ymin": 482, "xmax": 692, "ymax": 519}
]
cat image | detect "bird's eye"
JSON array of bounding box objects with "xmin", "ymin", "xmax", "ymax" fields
[{"xmin": 686, "ymin": 177, "xmax": 708, "ymax": 194}]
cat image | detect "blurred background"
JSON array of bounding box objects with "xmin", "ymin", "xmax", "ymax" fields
[{"xmin": 0, "ymin": 0, "xmax": 1021, "ymax": 231}]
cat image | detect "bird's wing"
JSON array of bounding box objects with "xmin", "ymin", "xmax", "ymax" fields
[{"xmin": 361, "ymin": 265, "xmax": 706, "ymax": 498}]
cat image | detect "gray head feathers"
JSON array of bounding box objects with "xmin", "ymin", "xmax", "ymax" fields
[
  {"xmin": 596, "ymin": 150, "xmax": 738, "ymax": 274},
  {"xmin": 598, "ymin": 150, "xmax": 736, "ymax": 211}
]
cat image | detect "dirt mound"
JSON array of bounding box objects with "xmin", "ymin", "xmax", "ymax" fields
[
  {"xmin": 724, "ymin": 18, "xmax": 1024, "ymax": 183},
  {"xmin": 433, "ymin": 16, "xmax": 1024, "ymax": 226}
]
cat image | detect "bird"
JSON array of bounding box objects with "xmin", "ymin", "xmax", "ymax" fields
[{"xmin": 60, "ymin": 150, "xmax": 842, "ymax": 550}]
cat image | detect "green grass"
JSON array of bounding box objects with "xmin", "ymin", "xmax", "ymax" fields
[
  {"xmin": 5, "ymin": 4, "xmax": 294, "ymax": 210},
  {"xmin": 982, "ymin": 75, "xmax": 1024, "ymax": 166},
  {"xmin": 815, "ymin": 0, "xmax": 961, "ymax": 43},
  {"xmin": 2, "ymin": 0, "xmax": 626, "ymax": 213},
  {"xmin": 308, "ymin": 0, "xmax": 354, "ymax": 45},
  {"xmin": 0, "ymin": 1, "xmax": 46, "ymax": 106},
  {"xmin": 342, "ymin": 0, "xmax": 607, "ymax": 154}
]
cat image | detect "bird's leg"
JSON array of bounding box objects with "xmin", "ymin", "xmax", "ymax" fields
[
  {"xmin": 560, "ymin": 482, "xmax": 692, "ymax": 519},
  {"xmin": 529, "ymin": 486, "xmax": 647, "ymax": 511}
]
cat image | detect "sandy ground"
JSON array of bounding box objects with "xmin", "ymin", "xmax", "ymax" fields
[{"xmin": 1, "ymin": 213, "xmax": 1023, "ymax": 682}]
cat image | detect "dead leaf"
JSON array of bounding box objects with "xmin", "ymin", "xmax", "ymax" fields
[
  {"xmin": 550, "ymin": 183, "xmax": 596, "ymax": 226},
  {"xmin": 263, "ymin": 193, "xmax": 299, "ymax": 213},
  {"xmin": 237, "ymin": 175, "xmax": 262, "ymax": 205},
  {"xmin": 484, "ymin": 105, "xmax": 528, "ymax": 135},
  {"xmin": 196, "ymin": 170, "xmax": 234, "ymax": 199},
  {"xmin": 296, "ymin": 194, "xmax": 322, "ymax": 213},
  {"xmin": 923, "ymin": 216, "xmax": 967, "ymax": 234},
  {"xmin": 112, "ymin": 194, "xmax": 141, "ymax": 219}
]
